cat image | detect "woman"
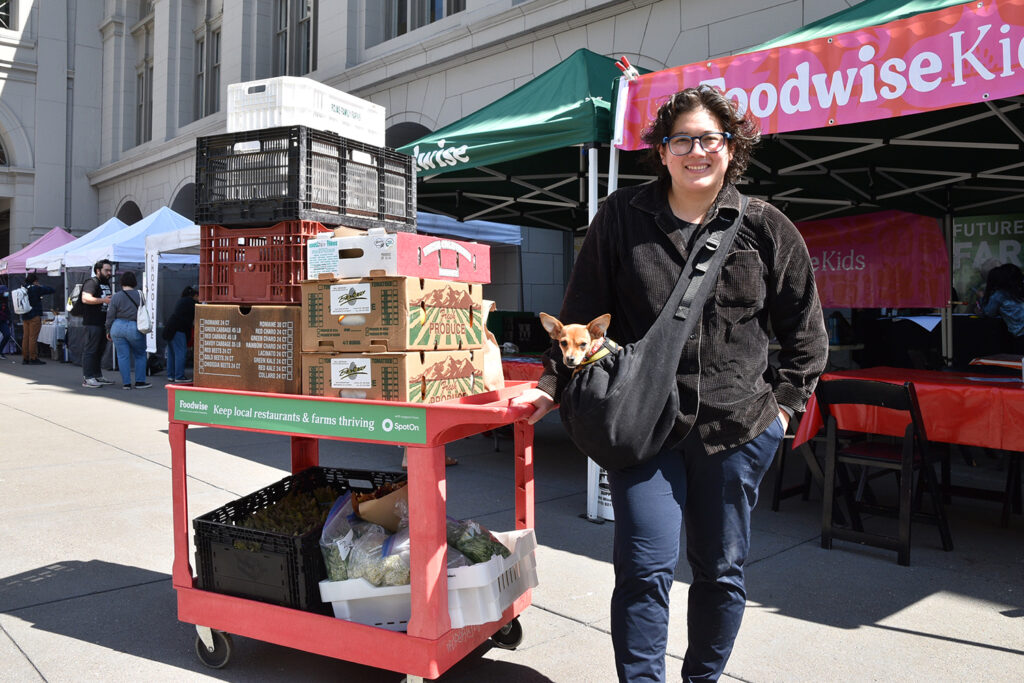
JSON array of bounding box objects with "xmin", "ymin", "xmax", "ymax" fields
[
  {"xmin": 163, "ymin": 285, "xmax": 198, "ymax": 383},
  {"xmin": 980, "ymin": 262, "xmax": 1024, "ymax": 353},
  {"xmin": 512, "ymin": 86, "xmax": 828, "ymax": 681},
  {"xmin": 105, "ymin": 271, "xmax": 151, "ymax": 390}
]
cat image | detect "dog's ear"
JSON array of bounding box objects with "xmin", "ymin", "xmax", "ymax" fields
[
  {"xmin": 538, "ymin": 312, "xmax": 563, "ymax": 339},
  {"xmin": 587, "ymin": 314, "xmax": 611, "ymax": 338}
]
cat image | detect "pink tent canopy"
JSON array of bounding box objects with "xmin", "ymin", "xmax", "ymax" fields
[{"xmin": 0, "ymin": 227, "xmax": 77, "ymax": 274}]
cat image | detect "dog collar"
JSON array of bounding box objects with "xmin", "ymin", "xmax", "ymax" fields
[{"xmin": 580, "ymin": 338, "xmax": 619, "ymax": 366}]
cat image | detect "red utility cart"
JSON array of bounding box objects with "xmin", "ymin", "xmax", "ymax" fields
[{"xmin": 167, "ymin": 382, "xmax": 537, "ymax": 680}]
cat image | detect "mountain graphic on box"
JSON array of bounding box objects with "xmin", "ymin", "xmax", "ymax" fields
[
  {"xmin": 411, "ymin": 285, "xmax": 477, "ymax": 309},
  {"xmin": 412, "ymin": 357, "xmax": 480, "ymax": 382}
]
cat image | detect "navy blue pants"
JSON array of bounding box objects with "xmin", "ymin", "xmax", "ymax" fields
[{"xmin": 607, "ymin": 417, "xmax": 784, "ymax": 682}]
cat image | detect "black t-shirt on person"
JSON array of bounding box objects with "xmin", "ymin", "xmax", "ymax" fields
[
  {"xmin": 82, "ymin": 277, "xmax": 112, "ymax": 327},
  {"xmin": 668, "ymin": 213, "xmax": 701, "ymax": 257}
]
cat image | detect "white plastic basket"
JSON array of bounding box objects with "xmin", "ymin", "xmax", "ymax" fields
[
  {"xmin": 227, "ymin": 76, "xmax": 385, "ymax": 147},
  {"xmin": 318, "ymin": 528, "xmax": 538, "ymax": 631}
]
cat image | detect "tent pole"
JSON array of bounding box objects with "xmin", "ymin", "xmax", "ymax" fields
[
  {"xmin": 607, "ymin": 147, "xmax": 619, "ymax": 196},
  {"xmin": 942, "ymin": 213, "xmax": 953, "ymax": 366},
  {"xmin": 585, "ymin": 143, "xmax": 610, "ymax": 523},
  {"xmin": 588, "ymin": 145, "xmax": 599, "ymax": 223}
]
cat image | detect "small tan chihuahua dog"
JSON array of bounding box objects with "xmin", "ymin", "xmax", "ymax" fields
[{"xmin": 539, "ymin": 312, "xmax": 612, "ymax": 369}]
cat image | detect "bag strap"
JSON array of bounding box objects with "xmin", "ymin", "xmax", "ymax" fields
[
  {"xmin": 648, "ymin": 195, "xmax": 749, "ymax": 331},
  {"xmin": 127, "ymin": 290, "xmax": 144, "ymax": 309},
  {"xmin": 673, "ymin": 195, "xmax": 749, "ymax": 323}
]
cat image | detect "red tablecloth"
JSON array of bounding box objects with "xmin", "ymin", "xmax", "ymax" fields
[
  {"xmin": 502, "ymin": 357, "xmax": 545, "ymax": 381},
  {"xmin": 794, "ymin": 367, "xmax": 1024, "ymax": 452}
]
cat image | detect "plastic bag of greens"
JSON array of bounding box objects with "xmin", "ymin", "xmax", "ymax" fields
[
  {"xmin": 347, "ymin": 527, "xmax": 411, "ymax": 586},
  {"xmin": 319, "ymin": 494, "xmax": 355, "ymax": 580},
  {"xmin": 445, "ymin": 516, "xmax": 510, "ymax": 564},
  {"xmin": 320, "ymin": 493, "xmax": 385, "ymax": 581},
  {"xmin": 447, "ymin": 545, "xmax": 471, "ymax": 569}
]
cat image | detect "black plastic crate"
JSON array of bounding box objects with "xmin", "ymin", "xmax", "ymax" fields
[
  {"xmin": 193, "ymin": 466, "xmax": 406, "ymax": 613},
  {"xmin": 195, "ymin": 126, "xmax": 416, "ymax": 231}
]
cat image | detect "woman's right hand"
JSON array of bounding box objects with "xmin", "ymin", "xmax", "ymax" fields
[{"xmin": 509, "ymin": 387, "xmax": 556, "ymax": 424}]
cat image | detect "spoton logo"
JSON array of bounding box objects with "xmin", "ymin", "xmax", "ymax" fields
[{"xmin": 381, "ymin": 417, "xmax": 422, "ymax": 433}]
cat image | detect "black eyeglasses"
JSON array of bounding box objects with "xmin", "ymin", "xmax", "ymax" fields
[{"xmin": 661, "ymin": 131, "xmax": 732, "ymax": 156}]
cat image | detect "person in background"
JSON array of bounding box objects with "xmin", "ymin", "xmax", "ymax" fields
[
  {"xmin": 81, "ymin": 259, "xmax": 114, "ymax": 388},
  {"xmin": 980, "ymin": 262, "xmax": 1024, "ymax": 354},
  {"xmin": 105, "ymin": 270, "xmax": 151, "ymax": 390},
  {"xmin": 21, "ymin": 273, "xmax": 55, "ymax": 366},
  {"xmin": 163, "ymin": 285, "xmax": 198, "ymax": 383},
  {"xmin": 0, "ymin": 285, "xmax": 14, "ymax": 361},
  {"xmin": 513, "ymin": 85, "xmax": 828, "ymax": 681}
]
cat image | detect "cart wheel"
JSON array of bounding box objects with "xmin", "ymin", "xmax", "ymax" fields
[
  {"xmin": 194, "ymin": 630, "xmax": 233, "ymax": 669},
  {"xmin": 490, "ymin": 618, "xmax": 523, "ymax": 650}
]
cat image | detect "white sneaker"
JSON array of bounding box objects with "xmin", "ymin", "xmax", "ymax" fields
[
  {"xmin": 82, "ymin": 378, "xmax": 103, "ymax": 388},
  {"xmin": 95, "ymin": 376, "xmax": 115, "ymax": 385}
]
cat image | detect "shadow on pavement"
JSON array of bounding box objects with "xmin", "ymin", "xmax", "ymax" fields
[{"xmin": 0, "ymin": 559, "xmax": 556, "ymax": 681}]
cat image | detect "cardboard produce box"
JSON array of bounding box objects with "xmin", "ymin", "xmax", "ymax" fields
[
  {"xmin": 302, "ymin": 350, "xmax": 486, "ymax": 403},
  {"xmin": 307, "ymin": 227, "xmax": 490, "ymax": 283},
  {"xmin": 301, "ymin": 277, "xmax": 484, "ymax": 353},
  {"xmin": 195, "ymin": 304, "xmax": 301, "ymax": 394}
]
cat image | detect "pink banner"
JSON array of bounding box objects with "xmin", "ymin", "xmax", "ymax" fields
[
  {"xmin": 796, "ymin": 210, "xmax": 949, "ymax": 308},
  {"xmin": 618, "ymin": 0, "xmax": 1024, "ymax": 148}
]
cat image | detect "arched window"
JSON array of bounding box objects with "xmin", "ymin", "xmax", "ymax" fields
[
  {"xmin": 171, "ymin": 183, "xmax": 195, "ymax": 220},
  {"xmin": 385, "ymin": 122, "xmax": 430, "ymax": 149},
  {"xmin": 117, "ymin": 201, "xmax": 144, "ymax": 225},
  {"xmin": 0, "ymin": 139, "xmax": 8, "ymax": 166}
]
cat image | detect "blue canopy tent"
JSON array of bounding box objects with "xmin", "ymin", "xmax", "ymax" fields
[{"xmin": 415, "ymin": 212, "xmax": 521, "ymax": 245}]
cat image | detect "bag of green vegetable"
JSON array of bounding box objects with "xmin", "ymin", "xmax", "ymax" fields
[
  {"xmin": 445, "ymin": 517, "xmax": 511, "ymax": 564},
  {"xmin": 344, "ymin": 504, "xmax": 470, "ymax": 586},
  {"xmin": 348, "ymin": 527, "xmax": 411, "ymax": 587},
  {"xmin": 319, "ymin": 493, "xmax": 386, "ymax": 581}
]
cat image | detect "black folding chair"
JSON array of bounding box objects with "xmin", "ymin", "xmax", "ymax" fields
[{"xmin": 817, "ymin": 379, "xmax": 953, "ymax": 566}]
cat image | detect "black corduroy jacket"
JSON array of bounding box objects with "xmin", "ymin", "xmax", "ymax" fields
[{"xmin": 537, "ymin": 181, "xmax": 828, "ymax": 455}]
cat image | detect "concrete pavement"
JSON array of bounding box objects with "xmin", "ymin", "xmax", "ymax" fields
[{"xmin": 0, "ymin": 357, "xmax": 1021, "ymax": 682}]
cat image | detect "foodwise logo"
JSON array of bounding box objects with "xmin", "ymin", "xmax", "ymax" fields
[{"xmin": 410, "ymin": 139, "xmax": 470, "ymax": 173}]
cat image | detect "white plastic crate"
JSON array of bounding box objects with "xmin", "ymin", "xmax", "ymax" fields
[
  {"xmin": 318, "ymin": 528, "xmax": 538, "ymax": 631},
  {"xmin": 227, "ymin": 76, "xmax": 385, "ymax": 147}
]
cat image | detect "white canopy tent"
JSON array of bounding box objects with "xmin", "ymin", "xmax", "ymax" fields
[
  {"xmin": 24, "ymin": 217, "xmax": 129, "ymax": 274},
  {"xmin": 144, "ymin": 226, "xmax": 200, "ymax": 353},
  {"xmin": 64, "ymin": 207, "xmax": 198, "ymax": 268}
]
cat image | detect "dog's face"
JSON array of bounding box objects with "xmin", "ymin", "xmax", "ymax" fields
[{"xmin": 539, "ymin": 313, "xmax": 612, "ymax": 368}]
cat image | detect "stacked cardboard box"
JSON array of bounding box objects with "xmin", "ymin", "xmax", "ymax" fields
[
  {"xmin": 301, "ymin": 228, "xmax": 493, "ymax": 403},
  {"xmin": 193, "ymin": 78, "xmax": 393, "ymax": 394},
  {"xmin": 190, "ymin": 78, "xmax": 495, "ymax": 403}
]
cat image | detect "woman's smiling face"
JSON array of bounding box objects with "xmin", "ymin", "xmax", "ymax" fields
[{"xmin": 658, "ymin": 106, "xmax": 733, "ymax": 203}]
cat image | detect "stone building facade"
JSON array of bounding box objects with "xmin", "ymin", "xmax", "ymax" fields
[{"xmin": 0, "ymin": 0, "xmax": 848, "ymax": 309}]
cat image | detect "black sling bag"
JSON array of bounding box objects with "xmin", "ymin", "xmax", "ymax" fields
[{"xmin": 558, "ymin": 196, "xmax": 749, "ymax": 471}]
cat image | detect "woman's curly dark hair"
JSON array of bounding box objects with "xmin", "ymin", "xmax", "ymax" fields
[
  {"xmin": 983, "ymin": 263, "xmax": 1024, "ymax": 304},
  {"xmin": 641, "ymin": 85, "xmax": 760, "ymax": 185}
]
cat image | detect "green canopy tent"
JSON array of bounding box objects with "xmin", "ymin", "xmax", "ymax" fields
[{"xmin": 398, "ymin": 48, "xmax": 649, "ymax": 233}]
